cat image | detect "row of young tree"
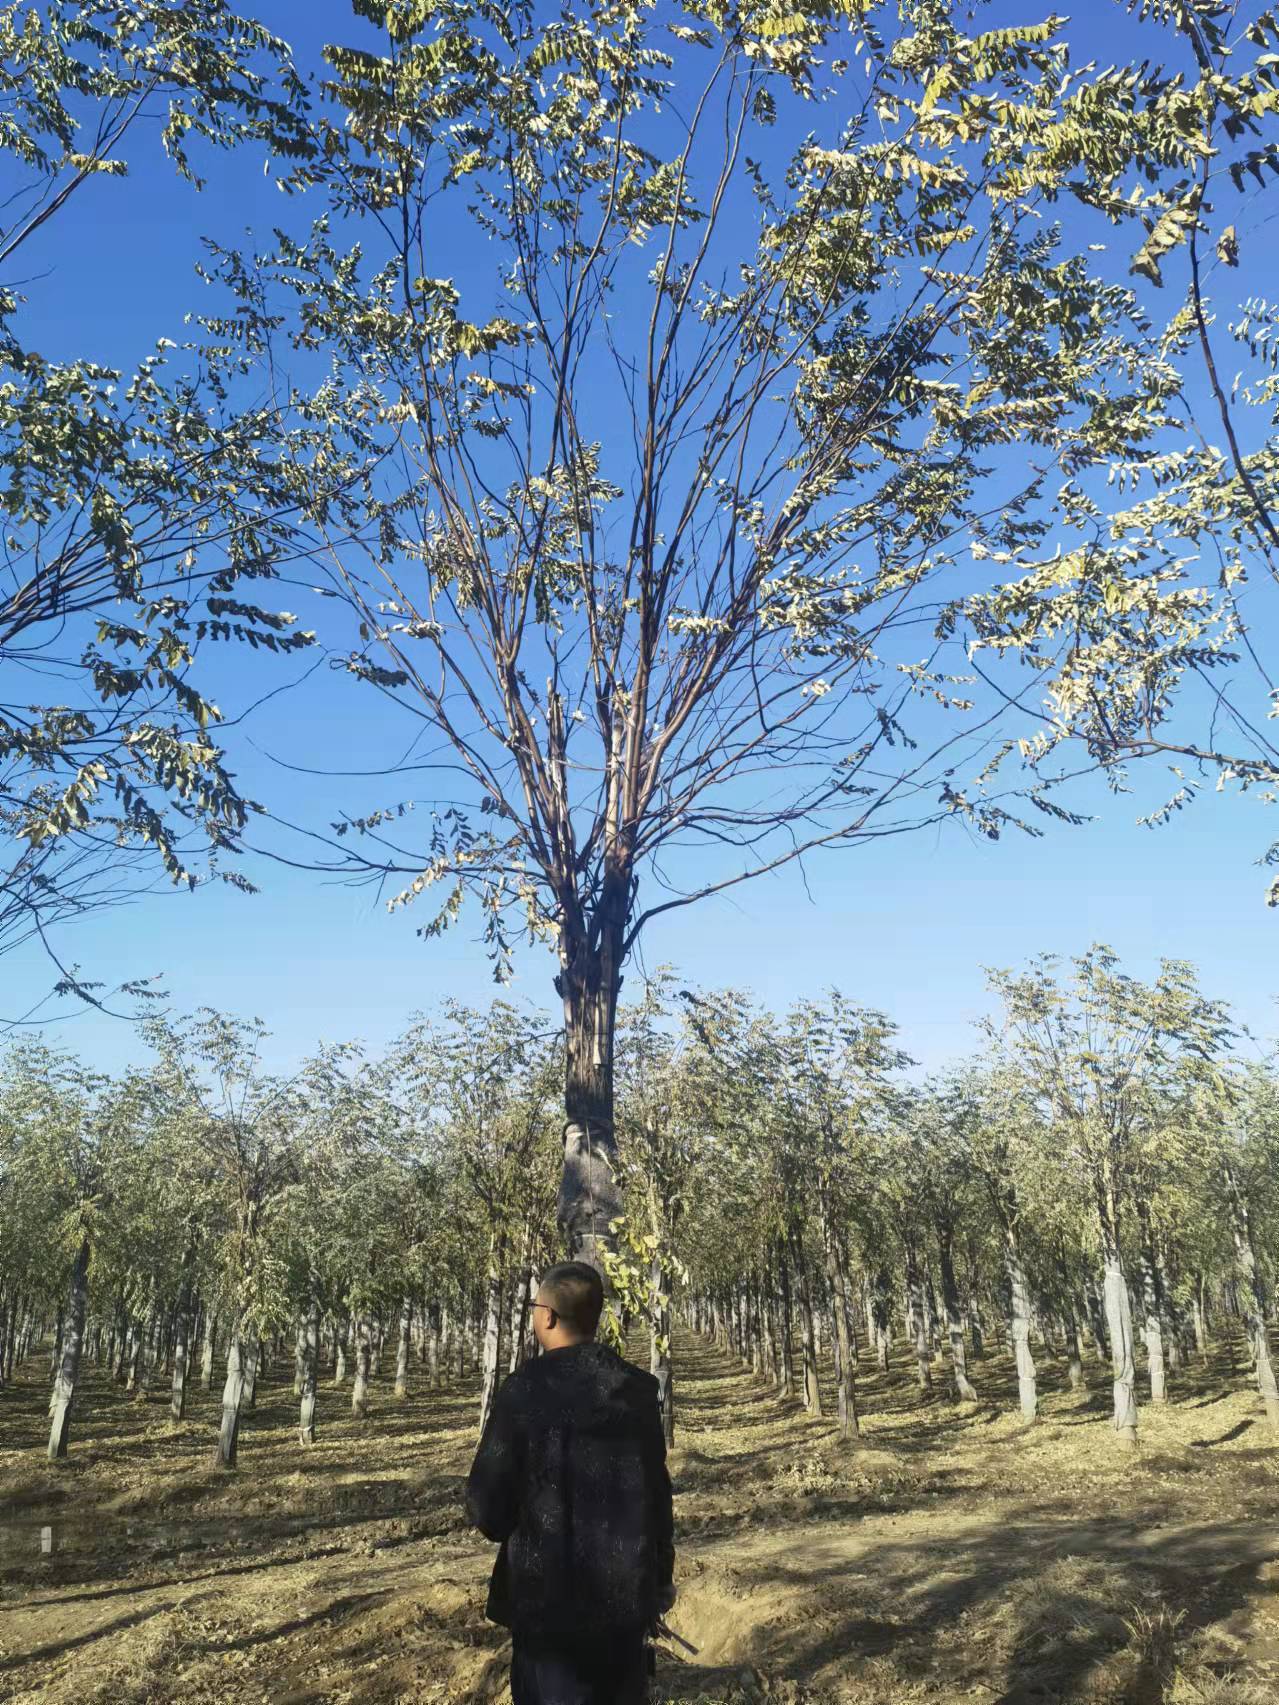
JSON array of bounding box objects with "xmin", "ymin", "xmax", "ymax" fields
[
  {"xmin": 2, "ymin": 948, "xmax": 1276, "ymax": 1469},
  {"xmin": 7, "ymin": 0, "xmax": 1279, "ymax": 1290}
]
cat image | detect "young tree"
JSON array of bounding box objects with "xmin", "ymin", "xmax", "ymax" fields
[
  {"xmin": 990, "ymin": 948, "xmax": 1234, "ymax": 1446},
  {"xmin": 1200, "ymin": 1063, "xmax": 1279, "ymax": 1430},
  {"xmin": 777, "ymin": 995, "xmax": 908, "ymax": 1432},
  {"xmin": 0, "ymin": 1042, "xmax": 105, "ymax": 1458},
  {"xmin": 612, "ymin": 975, "xmax": 708, "ymax": 1442},
  {"xmin": 399, "ymin": 1001, "xmax": 560, "ymax": 1433},
  {"xmin": 146, "ymin": 1011, "xmax": 302, "ymax": 1467}
]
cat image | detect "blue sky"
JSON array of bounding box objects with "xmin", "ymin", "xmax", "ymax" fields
[{"xmin": 6, "ymin": 0, "xmax": 1279, "ymax": 1076}]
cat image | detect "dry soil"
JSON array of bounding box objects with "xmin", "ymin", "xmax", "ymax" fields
[{"xmin": 1, "ymin": 1331, "xmax": 1277, "ymax": 1703}]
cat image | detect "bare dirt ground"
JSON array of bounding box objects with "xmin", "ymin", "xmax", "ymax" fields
[{"xmin": 2, "ymin": 1332, "xmax": 1277, "ymax": 1704}]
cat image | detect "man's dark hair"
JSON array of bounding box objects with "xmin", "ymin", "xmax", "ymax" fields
[{"xmin": 540, "ymin": 1261, "xmax": 604, "ymax": 1335}]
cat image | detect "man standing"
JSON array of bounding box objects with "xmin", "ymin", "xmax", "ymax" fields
[{"xmin": 465, "ymin": 1260, "xmax": 676, "ymax": 1705}]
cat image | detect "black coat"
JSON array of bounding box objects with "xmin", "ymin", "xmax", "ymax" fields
[{"xmin": 464, "ymin": 1341, "xmax": 675, "ymax": 1636}]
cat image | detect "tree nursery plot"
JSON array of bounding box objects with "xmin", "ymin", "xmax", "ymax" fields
[
  {"xmin": 1, "ymin": 1329, "xmax": 1277, "ymax": 1705},
  {"xmin": 3, "ymin": 960, "xmax": 1279, "ymax": 1700},
  {"xmin": 4, "ymin": 0, "xmax": 1279, "ymax": 1701}
]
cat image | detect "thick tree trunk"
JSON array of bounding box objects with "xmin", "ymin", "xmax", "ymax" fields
[
  {"xmin": 478, "ymin": 1242, "xmax": 505, "ymax": 1434},
  {"xmin": 200, "ymin": 1309, "xmax": 217, "ymax": 1390},
  {"xmin": 113, "ymin": 1310, "xmax": 130, "ymax": 1383},
  {"xmin": 242, "ymin": 1332, "xmax": 260, "ymax": 1410},
  {"xmin": 1101, "ymin": 1249, "xmax": 1139, "ymax": 1445},
  {"xmin": 650, "ymin": 1253, "xmax": 674, "ymax": 1448},
  {"xmin": 777, "ymin": 1250, "xmax": 796, "ymax": 1399},
  {"xmin": 214, "ymin": 1331, "xmax": 250, "ymax": 1468},
  {"xmin": 1136, "ymin": 1197, "xmax": 1167, "ymax": 1404},
  {"xmin": 48, "ymin": 1238, "xmax": 90, "ymax": 1461},
  {"xmin": 1056, "ymin": 1249, "xmax": 1085, "ymax": 1391},
  {"xmin": 125, "ymin": 1314, "xmax": 144, "ymax": 1393},
  {"xmin": 1192, "ymin": 1275, "xmax": 1209, "ymax": 1362},
  {"xmin": 923, "ymin": 1272, "xmax": 941, "ymax": 1367},
  {"xmin": 452, "ymin": 1303, "xmax": 466, "ymax": 1380},
  {"xmin": 294, "ymin": 1319, "xmax": 307, "ymax": 1397},
  {"xmin": 1225, "ymin": 1165, "xmax": 1279, "ymax": 1431},
  {"xmin": 508, "ymin": 1262, "xmax": 531, "ymax": 1376},
  {"xmin": 428, "ymin": 1300, "xmax": 442, "ymax": 1388},
  {"xmin": 171, "ymin": 1283, "xmax": 193, "ymax": 1423},
  {"xmin": 352, "ymin": 1315, "xmax": 372, "ymax": 1418},
  {"xmin": 1006, "ymin": 1231, "xmax": 1038, "ymax": 1422},
  {"xmin": 49, "ymin": 1307, "xmax": 65, "ymax": 1382},
  {"xmin": 132, "ymin": 1298, "xmax": 160, "ymax": 1400},
  {"xmin": 555, "ymin": 908, "xmax": 625, "ymax": 1272},
  {"xmin": 333, "ymin": 1316, "xmax": 348, "ymax": 1385},
  {"xmin": 937, "ymin": 1221, "xmax": 977, "ymax": 1403},
  {"xmin": 904, "ymin": 1242, "xmax": 932, "ymax": 1394},
  {"xmin": 822, "ymin": 1218, "xmax": 859, "ymax": 1438},
  {"xmin": 872, "ymin": 1267, "xmax": 892, "ymax": 1372},
  {"xmin": 790, "ymin": 1233, "xmax": 821, "ymax": 1415},
  {"xmin": 395, "ymin": 1293, "xmax": 412, "ymax": 1400},
  {"xmin": 1065, "ymin": 1305, "xmax": 1086, "ymax": 1390},
  {"xmin": 761, "ymin": 1264, "xmax": 779, "ymax": 1389},
  {"xmin": 1092, "ymin": 1170, "xmax": 1138, "ymax": 1446},
  {"xmin": 299, "ymin": 1301, "xmax": 319, "ymax": 1445}
]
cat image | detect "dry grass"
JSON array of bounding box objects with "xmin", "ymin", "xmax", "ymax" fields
[{"xmin": 2, "ymin": 1331, "xmax": 1278, "ymax": 1703}]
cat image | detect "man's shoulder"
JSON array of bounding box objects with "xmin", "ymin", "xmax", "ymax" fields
[
  {"xmin": 513, "ymin": 1346, "xmax": 659, "ymax": 1396},
  {"xmin": 613, "ymin": 1354, "xmax": 660, "ymax": 1399}
]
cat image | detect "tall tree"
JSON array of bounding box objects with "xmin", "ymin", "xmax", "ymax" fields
[
  {"xmin": 222, "ymin": 0, "xmax": 1200, "ymax": 1266},
  {"xmin": 0, "ymin": 1, "xmax": 318, "ymax": 992},
  {"xmin": 990, "ymin": 947, "xmax": 1234, "ymax": 1446},
  {"xmin": 964, "ymin": 2, "xmax": 1279, "ymax": 894},
  {"xmin": 145, "ymin": 1011, "xmax": 303, "ymax": 1467}
]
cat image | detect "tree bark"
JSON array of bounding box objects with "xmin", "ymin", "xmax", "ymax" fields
[
  {"xmin": 904, "ymin": 1240, "xmax": 932, "ymax": 1393},
  {"xmin": 790, "ymin": 1232, "xmax": 821, "ymax": 1415},
  {"xmin": 822, "ymin": 1216, "xmax": 859, "ymax": 1438},
  {"xmin": 113, "ymin": 1310, "xmax": 130, "ymax": 1383},
  {"xmin": 243, "ymin": 1332, "xmax": 260, "ymax": 1410},
  {"xmin": 872, "ymin": 1266, "xmax": 892, "ymax": 1372},
  {"xmin": 555, "ymin": 906, "xmax": 625, "ymax": 1272},
  {"xmin": 1135, "ymin": 1196, "xmax": 1167, "ymax": 1404},
  {"xmin": 1192, "ymin": 1275, "xmax": 1209, "ymax": 1362},
  {"xmin": 294, "ymin": 1318, "xmax": 307, "ymax": 1397},
  {"xmin": 352, "ymin": 1315, "xmax": 372, "ymax": 1418},
  {"xmin": 936, "ymin": 1220, "xmax": 977, "ymax": 1403},
  {"xmin": 48, "ymin": 1237, "xmax": 90, "ymax": 1461},
  {"xmin": 428, "ymin": 1300, "xmax": 442, "ymax": 1388},
  {"xmin": 478, "ymin": 1240, "xmax": 506, "ymax": 1434},
  {"xmin": 171, "ymin": 1281, "xmax": 193, "ymax": 1423},
  {"xmin": 395, "ymin": 1292, "xmax": 412, "ymax": 1400},
  {"xmin": 650, "ymin": 1253, "xmax": 674, "ymax": 1448},
  {"xmin": 214, "ymin": 1330, "xmax": 248, "ymax": 1468},
  {"xmin": 200, "ymin": 1309, "xmax": 217, "ymax": 1390},
  {"xmin": 777, "ymin": 1249, "xmax": 796, "ymax": 1399},
  {"xmin": 49, "ymin": 1307, "xmax": 64, "ymax": 1382},
  {"xmin": 1006, "ymin": 1229, "xmax": 1038, "ymax": 1422},
  {"xmin": 1095, "ymin": 1166, "xmax": 1138, "ymax": 1445},
  {"xmin": 761, "ymin": 1263, "xmax": 779, "ymax": 1389},
  {"xmin": 1224, "ymin": 1162, "xmax": 1279, "ymax": 1431},
  {"xmin": 299, "ymin": 1300, "xmax": 319, "ymax": 1445},
  {"xmin": 508, "ymin": 1261, "xmax": 531, "ymax": 1375}
]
